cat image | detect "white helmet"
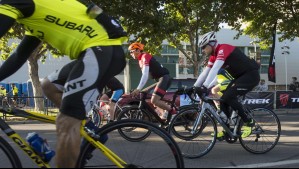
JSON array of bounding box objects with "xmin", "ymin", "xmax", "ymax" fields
[{"xmin": 198, "ymin": 31, "xmax": 217, "ymax": 48}]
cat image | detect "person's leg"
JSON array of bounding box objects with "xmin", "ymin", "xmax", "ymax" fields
[
  {"xmin": 221, "ymin": 70, "xmax": 260, "ymax": 123},
  {"xmin": 211, "ymin": 85, "xmax": 221, "ymax": 110},
  {"xmin": 150, "ymin": 75, "xmax": 173, "ymax": 119},
  {"xmin": 109, "ymin": 89, "xmax": 124, "ymax": 120},
  {"xmin": 56, "ymin": 46, "xmax": 126, "ymax": 168},
  {"xmin": 41, "ymin": 78, "xmax": 63, "ymax": 108},
  {"xmin": 56, "ymin": 113, "xmax": 81, "ymax": 168},
  {"xmin": 41, "ymin": 61, "xmax": 78, "ymax": 108}
]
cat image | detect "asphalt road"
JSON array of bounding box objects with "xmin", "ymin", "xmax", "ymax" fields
[{"xmin": 1, "ymin": 109, "xmax": 299, "ymax": 168}]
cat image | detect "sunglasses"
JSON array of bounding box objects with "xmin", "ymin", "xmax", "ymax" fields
[{"xmin": 130, "ymin": 50, "xmax": 136, "ymax": 54}]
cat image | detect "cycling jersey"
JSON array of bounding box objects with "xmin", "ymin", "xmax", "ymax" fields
[
  {"xmin": 106, "ymin": 77, "xmax": 124, "ymax": 92},
  {"xmin": 207, "ymin": 44, "xmax": 259, "ymax": 78},
  {"xmin": 216, "ymin": 69, "xmax": 234, "ymax": 92},
  {"xmin": 138, "ymin": 53, "xmax": 169, "ymax": 79},
  {"xmin": 105, "ymin": 77, "xmax": 124, "ymax": 102},
  {"xmin": 0, "ymin": 0, "xmax": 126, "ymax": 59}
]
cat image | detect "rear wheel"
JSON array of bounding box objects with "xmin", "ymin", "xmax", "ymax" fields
[
  {"xmin": 117, "ymin": 106, "xmax": 152, "ymax": 142},
  {"xmin": 239, "ymin": 108, "xmax": 281, "ymax": 154},
  {"xmin": 77, "ymin": 119, "xmax": 185, "ymax": 168}
]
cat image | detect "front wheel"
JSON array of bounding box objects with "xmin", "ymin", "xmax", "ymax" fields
[
  {"xmin": 77, "ymin": 119, "xmax": 185, "ymax": 168},
  {"xmin": 239, "ymin": 108, "xmax": 281, "ymax": 154},
  {"xmin": 170, "ymin": 107, "xmax": 217, "ymax": 159},
  {"xmin": 0, "ymin": 136, "xmax": 22, "ymax": 168},
  {"xmin": 117, "ymin": 106, "xmax": 152, "ymax": 142}
]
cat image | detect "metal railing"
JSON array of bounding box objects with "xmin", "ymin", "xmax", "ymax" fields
[{"xmin": 0, "ymin": 96, "xmax": 58, "ymax": 120}]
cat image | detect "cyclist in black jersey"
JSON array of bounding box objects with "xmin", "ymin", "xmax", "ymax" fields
[
  {"xmin": 0, "ymin": 0, "xmax": 127, "ymax": 167},
  {"xmin": 194, "ymin": 31, "xmax": 260, "ymax": 138},
  {"xmin": 99, "ymin": 77, "xmax": 124, "ymax": 121},
  {"xmin": 128, "ymin": 42, "xmax": 174, "ymax": 120}
]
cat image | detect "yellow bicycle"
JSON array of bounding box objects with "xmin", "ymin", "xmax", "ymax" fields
[{"xmin": 0, "ymin": 107, "xmax": 184, "ymax": 168}]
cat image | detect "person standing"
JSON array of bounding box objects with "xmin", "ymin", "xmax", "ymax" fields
[
  {"xmin": 289, "ymin": 77, "xmax": 299, "ymax": 92},
  {"xmin": 254, "ymin": 79, "xmax": 268, "ymax": 92},
  {"xmin": 11, "ymin": 83, "xmax": 19, "ymax": 107}
]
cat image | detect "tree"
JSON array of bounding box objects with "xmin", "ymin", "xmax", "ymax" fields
[
  {"xmin": 222, "ymin": 0, "xmax": 299, "ymax": 46},
  {"xmin": 0, "ymin": 24, "xmax": 62, "ymax": 111},
  {"xmin": 94, "ymin": 0, "xmax": 226, "ymax": 77}
]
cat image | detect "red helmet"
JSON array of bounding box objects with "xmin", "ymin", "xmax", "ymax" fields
[{"xmin": 128, "ymin": 42, "xmax": 144, "ymax": 51}]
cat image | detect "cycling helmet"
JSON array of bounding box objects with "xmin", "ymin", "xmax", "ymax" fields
[
  {"xmin": 128, "ymin": 42, "xmax": 144, "ymax": 51},
  {"xmin": 198, "ymin": 31, "xmax": 217, "ymax": 48}
]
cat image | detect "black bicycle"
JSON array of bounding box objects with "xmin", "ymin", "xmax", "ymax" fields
[{"xmin": 170, "ymin": 88, "xmax": 281, "ymax": 159}]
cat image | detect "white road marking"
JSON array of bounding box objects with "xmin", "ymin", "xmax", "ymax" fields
[{"xmin": 222, "ymin": 159, "xmax": 299, "ymax": 168}]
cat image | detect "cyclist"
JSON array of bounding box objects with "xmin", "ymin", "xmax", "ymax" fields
[
  {"xmin": 99, "ymin": 77, "xmax": 124, "ymax": 122},
  {"xmin": 11, "ymin": 83, "xmax": 19, "ymax": 107},
  {"xmin": 128, "ymin": 42, "xmax": 174, "ymax": 120},
  {"xmin": 194, "ymin": 31, "xmax": 260, "ymax": 138},
  {"xmin": 210, "ymin": 68, "xmax": 234, "ymax": 139},
  {"xmin": 0, "ymin": 0, "xmax": 127, "ymax": 167},
  {"xmin": 211, "ymin": 68, "xmax": 234, "ymax": 110},
  {"xmin": 0, "ymin": 85, "xmax": 7, "ymax": 106}
]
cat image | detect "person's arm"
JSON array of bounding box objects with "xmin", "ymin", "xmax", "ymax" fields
[
  {"xmin": 194, "ymin": 67, "xmax": 211, "ymax": 87},
  {"xmin": 0, "ymin": 35, "xmax": 42, "ymax": 82},
  {"xmin": 0, "ymin": 14, "xmax": 15, "ymax": 37},
  {"xmin": 137, "ymin": 66, "xmax": 149, "ymax": 90},
  {"xmin": 203, "ymin": 60, "xmax": 225, "ymax": 88}
]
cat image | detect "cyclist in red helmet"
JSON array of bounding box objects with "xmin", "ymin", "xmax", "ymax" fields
[{"xmin": 128, "ymin": 42, "xmax": 175, "ymax": 120}]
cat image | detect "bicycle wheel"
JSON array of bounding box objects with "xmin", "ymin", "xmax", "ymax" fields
[
  {"xmin": 170, "ymin": 107, "xmax": 217, "ymax": 159},
  {"xmin": 0, "ymin": 136, "xmax": 22, "ymax": 168},
  {"xmin": 88, "ymin": 108, "xmax": 102, "ymax": 127},
  {"xmin": 239, "ymin": 108, "xmax": 281, "ymax": 154},
  {"xmin": 77, "ymin": 119, "xmax": 185, "ymax": 168},
  {"xmin": 117, "ymin": 106, "xmax": 152, "ymax": 142}
]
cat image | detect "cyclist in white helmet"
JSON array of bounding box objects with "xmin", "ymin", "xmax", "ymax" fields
[{"xmin": 193, "ymin": 31, "xmax": 260, "ymax": 138}]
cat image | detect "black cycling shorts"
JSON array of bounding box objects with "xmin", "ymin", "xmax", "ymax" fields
[
  {"xmin": 47, "ymin": 46, "xmax": 126, "ymax": 120},
  {"xmin": 153, "ymin": 74, "xmax": 172, "ymax": 98}
]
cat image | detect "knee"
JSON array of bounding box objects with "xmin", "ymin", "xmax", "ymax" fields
[
  {"xmin": 151, "ymin": 97, "xmax": 158, "ymax": 106},
  {"xmin": 41, "ymin": 78, "xmax": 51, "ymax": 92}
]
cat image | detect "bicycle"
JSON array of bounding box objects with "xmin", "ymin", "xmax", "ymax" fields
[
  {"xmin": 87, "ymin": 99, "xmax": 124, "ymax": 127},
  {"xmin": 0, "ymin": 107, "xmax": 185, "ymax": 168},
  {"xmin": 116, "ymin": 90, "xmax": 197, "ymax": 142},
  {"xmin": 169, "ymin": 87, "xmax": 281, "ymax": 159},
  {"xmin": 1, "ymin": 96, "xmax": 26, "ymax": 109}
]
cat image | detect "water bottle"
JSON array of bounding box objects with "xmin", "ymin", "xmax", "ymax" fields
[
  {"xmin": 219, "ymin": 111, "xmax": 228, "ymax": 124},
  {"xmin": 26, "ymin": 132, "xmax": 55, "ymax": 163},
  {"xmin": 230, "ymin": 111, "xmax": 238, "ymax": 126}
]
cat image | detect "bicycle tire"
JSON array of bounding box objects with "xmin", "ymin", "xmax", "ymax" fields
[
  {"xmin": 170, "ymin": 107, "xmax": 217, "ymax": 159},
  {"xmin": 239, "ymin": 108, "xmax": 281, "ymax": 154},
  {"xmin": 117, "ymin": 106, "xmax": 152, "ymax": 142},
  {"xmin": 89, "ymin": 108, "xmax": 102, "ymax": 127},
  {"xmin": 0, "ymin": 136, "xmax": 22, "ymax": 168},
  {"xmin": 76, "ymin": 119, "xmax": 185, "ymax": 168}
]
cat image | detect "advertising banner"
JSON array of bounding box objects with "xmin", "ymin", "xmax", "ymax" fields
[
  {"xmin": 244, "ymin": 92, "xmax": 275, "ymax": 110},
  {"xmin": 276, "ymin": 91, "xmax": 299, "ymax": 109}
]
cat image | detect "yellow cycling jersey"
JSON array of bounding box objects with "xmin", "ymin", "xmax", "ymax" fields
[
  {"xmin": 217, "ymin": 69, "xmax": 234, "ymax": 92},
  {"xmin": 0, "ymin": 89, "xmax": 6, "ymax": 96},
  {"xmin": 12, "ymin": 86, "xmax": 18, "ymax": 95},
  {"xmin": 0, "ymin": 0, "xmax": 127, "ymax": 59}
]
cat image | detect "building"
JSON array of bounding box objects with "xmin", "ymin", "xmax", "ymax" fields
[{"xmin": 1, "ymin": 29, "xmax": 298, "ymax": 92}]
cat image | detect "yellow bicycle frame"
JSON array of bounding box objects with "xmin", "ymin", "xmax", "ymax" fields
[{"xmin": 1, "ymin": 108, "xmax": 127, "ymax": 168}]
